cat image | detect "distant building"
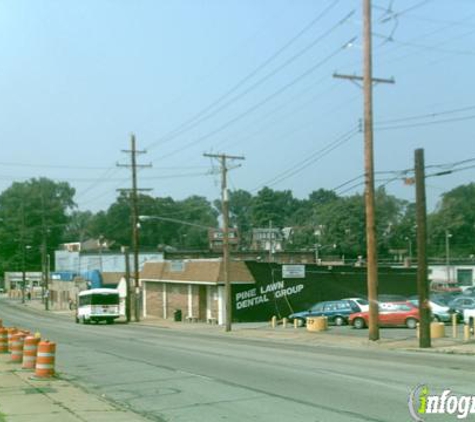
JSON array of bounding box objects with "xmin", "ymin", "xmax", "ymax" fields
[
  {"xmin": 429, "ymin": 264, "xmax": 475, "ymax": 286},
  {"xmin": 208, "ymin": 228, "xmax": 240, "ymax": 252},
  {"xmin": 55, "ymin": 250, "xmax": 164, "ymax": 273},
  {"xmin": 4, "ymin": 272, "xmax": 43, "ymax": 299},
  {"xmin": 251, "ymin": 228, "xmax": 283, "ymax": 253},
  {"xmin": 60, "ymin": 237, "xmax": 114, "ymax": 253}
]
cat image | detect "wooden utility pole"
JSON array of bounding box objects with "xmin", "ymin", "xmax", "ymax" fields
[
  {"xmin": 122, "ymin": 246, "xmax": 131, "ymax": 323},
  {"xmin": 333, "ymin": 0, "xmax": 395, "ymax": 341},
  {"xmin": 118, "ymin": 134, "xmax": 152, "ymax": 322},
  {"xmin": 204, "ymin": 153, "xmax": 244, "ymax": 332},
  {"xmin": 415, "ymin": 148, "xmax": 431, "ymax": 348},
  {"xmin": 20, "ymin": 200, "xmax": 26, "ymax": 304},
  {"xmin": 362, "ymin": 0, "xmax": 379, "ymax": 341}
]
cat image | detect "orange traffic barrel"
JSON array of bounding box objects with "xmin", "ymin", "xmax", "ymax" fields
[
  {"xmin": 7, "ymin": 328, "xmax": 17, "ymax": 352},
  {"xmin": 35, "ymin": 341, "xmax": 56, "ymax": 378},
  {"xmin": 10, "ymin": 333, "xmax": 26, "ymax": 363},
  {"xmin": 0, "ymin": 328, "xmax": 8, "ymax": 353},
  {"xmin": 22, "ymin": 336, "xmax": 40, "ymax": 370}
]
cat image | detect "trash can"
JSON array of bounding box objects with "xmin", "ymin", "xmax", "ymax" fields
[{"xmin": 174, "ymin": 309, "xmax": 182, "ymax": 322}]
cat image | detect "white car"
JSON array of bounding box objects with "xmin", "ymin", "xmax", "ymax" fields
[
  {"xmin": 464, "ymin": 309, "xmax": 475, "ymax": 325},
  {"xmin": 343, "ymin": 298, "xmax": 369, "ymax": 313}
]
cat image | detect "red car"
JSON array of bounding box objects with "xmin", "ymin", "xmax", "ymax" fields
[{"xmin": 349, "ymin": 302, "xmax": 420, "ymax": 329}]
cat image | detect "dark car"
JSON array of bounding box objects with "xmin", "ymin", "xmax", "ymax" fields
[{"xmin": 289, "ymin": 300, "xmax": 361, "ymax": 326}]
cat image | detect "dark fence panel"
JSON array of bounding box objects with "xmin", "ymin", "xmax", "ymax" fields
[{"xmin": 232, "ymin": 262, "xmax": 417, "ymax": 322}]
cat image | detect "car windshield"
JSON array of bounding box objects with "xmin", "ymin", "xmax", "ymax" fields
[{"xmin": 431, "ymin": 298, "xmax": 448, "ymax": 307}]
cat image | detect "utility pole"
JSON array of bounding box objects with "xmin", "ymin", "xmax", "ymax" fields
[
  {"xmin": 445, "ymin": 230, "xmax": 452, "ymax": 283},
  {"xmin": 122, "ymin": 246, "xmax": 131, "ymax": 323},
  {"xmin": 415, "ymin": 148, "xmax": 431, "ymax": 348},
  {"xmin": 20, "ymin": 200, "xmax": 26, "ymax": 304},
  {"xmin": 45, "ymin": 253, "xmax": 50, "ymax": 310},
  {"xmin": 40, "ymin": 192, "xmax": 49, "ymax": 310},
  {"xmin": 204, "ymin": 152, "xmax": 244, "ymax": 332},
  {"xmin": 362, "ymin": 0, "xmax": 378, "ymax": 342},
  {"xmin": 332, "ymin": 0, "xmax": 395, "ymax": 341},
  {"xmin": 268, "ymin": 220, "xmax": 273, "ymax": 263},
  {"xmin": 118, "ymin": 134, "xmax": 152, "ymax": 322}
]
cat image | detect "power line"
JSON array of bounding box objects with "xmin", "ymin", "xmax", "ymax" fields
[
  {"xmin": 156, "ymin": 40, "xmax": 355, "ymax": 162},
  {"xmin": 144, "ymin": 1, "xmax": 344, "ymax": 152},
  {"xmin": 254, "ymin": 125, "xmax": 360, "ymax": 191},
  {"xmin": 376, "ymin": 104, "xmax": 475, "ymax": 125},
  {"xmin": 375, "ymin": 113, "xmax": 475, "ymax": 131}
]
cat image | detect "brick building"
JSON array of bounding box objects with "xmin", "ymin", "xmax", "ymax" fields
[{"xmin": 140, "ymin": 259, "xmax": 255, "ymax": 325}]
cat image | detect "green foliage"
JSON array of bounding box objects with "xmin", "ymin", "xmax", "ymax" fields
[
  {"xmin": 85, "ymin": 193, "xmax": 219, "ymax": 251},
  {"xmin": 2, "ymin": 176, "xmax": 474, "ymax": 265},
  {"xmin": 428, "ymin": 183, "xmax": 475, "ymax": 258},
  {"xmin": 0, "ymin": 178, "xmax": 76, "ymax": 272}
]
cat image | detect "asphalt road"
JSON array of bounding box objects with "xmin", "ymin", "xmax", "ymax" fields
[{"xmin": 0, "ymin": 299, "xmax": 473, "ymax": 422}]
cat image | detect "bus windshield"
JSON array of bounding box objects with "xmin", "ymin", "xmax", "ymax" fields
[
  {"xmin": 91, "ymin": 293, "xmax": 119, "ymax": 305},
  {"xmin": 78, "ymin": 290, "xmax": 120, "ymax": 307}
]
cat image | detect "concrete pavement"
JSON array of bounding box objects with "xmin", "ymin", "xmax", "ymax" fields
[{"xmin": 0, "ymin": 354, "xmax": 148, "ymax": 422}]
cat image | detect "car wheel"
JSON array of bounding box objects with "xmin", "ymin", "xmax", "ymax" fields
[
  {"xmin": 82, "ymin": 316, "xmax": 89, "ymax": 325},
  {"xmin": 334, "ymin": 316, "xmax": 345, "ymax": 326},
  {"xmin": 75, "ymin": 315, "xmax": 79, "ymax": 324},
  {"xmin": 353, "ymin": 317, "xmax": 366, "ymax": 329},
  {"xmin": 432, "ymin": 315, "xmax": 440, "ymax": 322},
  {"xmin": 406, "ymin": 318, "xmax": 418, "ymax": 329}
]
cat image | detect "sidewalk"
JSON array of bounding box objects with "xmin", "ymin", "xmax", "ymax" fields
[
  {"xmin": 0, "ymin": 355, "xmax": 148, "ymax": 422},
  {"xmin": 137, "ymin": 315, "xmax": 475, "ymax": 355}
]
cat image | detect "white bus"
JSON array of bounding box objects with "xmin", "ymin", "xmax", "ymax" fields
[{"xmin": 75, "ymin": 288, "xmax": 120, "ymax": 324}]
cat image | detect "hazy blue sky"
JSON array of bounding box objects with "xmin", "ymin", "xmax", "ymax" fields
[{"xmin": 0, "ymin": 0, "xmax": 474, "ymax": 213}]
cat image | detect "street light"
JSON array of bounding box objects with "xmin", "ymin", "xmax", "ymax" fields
[{"xmin": 445, "ymin": 230, "xmax": 452, "ymax": 282}]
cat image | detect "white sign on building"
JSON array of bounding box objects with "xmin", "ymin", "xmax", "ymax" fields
[{"xmin": 282, "ymin": 265, "xmax": 305, "ymax": 279}]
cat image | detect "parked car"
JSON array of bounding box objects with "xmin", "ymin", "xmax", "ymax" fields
[
  {"xmin": 461, "ymin": 286, "xmax": 475, "ymax": 296},
  {"xmin": 342, "ymin": 297, "xmax": 369, "ymax": 313},
  {"xmin": 289, "ymin": 300, "xmax": 361, "ymax": 326},
  {"xmin": 349, "ymin": 302, "xmax": 420, "ymax": 329},
  {"xmin": 407, "ymin": 297, "xmax": 453, "ymax": 323},
  {"xmin": 430, "ymin": 280, "xmax": 462, "ymax": 294},
  {"xmin": 447, "ymin": 296, "xmax": 475, "ymax": 317},
  {"xmin": 377, "ymin": 295, "xmax": 407, "ymax": 311}
]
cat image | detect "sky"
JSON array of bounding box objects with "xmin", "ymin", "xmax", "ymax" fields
[{"xmin": 0, "ymin": 0, "xmax": 474, "ymax": 214}]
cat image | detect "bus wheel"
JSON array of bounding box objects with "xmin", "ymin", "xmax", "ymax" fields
[{"xmin": 106, "ymin": 319, "xmax": 113, "ymax": 325}]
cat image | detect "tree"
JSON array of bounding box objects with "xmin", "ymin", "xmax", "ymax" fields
[
  {"xmin": 0, "ymin": 178, "xmax": 76, "ymax": 273},
  {"xmin": 251, "ymin": 187, "xmax": 298, "ymax": 228},
  {"xmin": 428, "ymin": 183, "xmax": 475, "ymax": 258},
  {"xmin": 63, "ymin": 210, "xmax": 95, "ymax": 243},
  {"xmin": 227, "ymin": 189, "xmax": 253, "ymax": 248}
]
